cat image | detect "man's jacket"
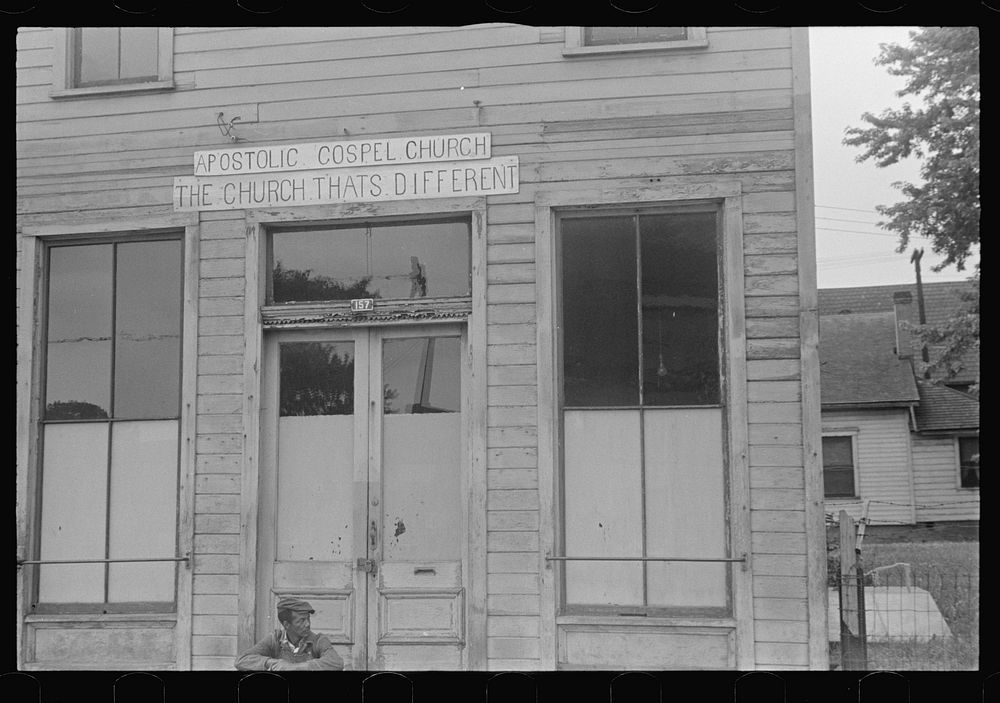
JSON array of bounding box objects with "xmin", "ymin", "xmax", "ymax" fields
[{"xmin": 235, "ymin": 629, "xmax": 345, "ymax": 671}]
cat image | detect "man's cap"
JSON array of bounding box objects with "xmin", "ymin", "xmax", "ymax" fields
[{"xmin": 276, "ymin": 597, "xmax": 315, "ymax": 614}]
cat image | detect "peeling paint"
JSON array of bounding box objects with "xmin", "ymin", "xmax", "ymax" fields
[{"xmin": 394, "ymin": 518, "xmax": 406, "ymax": 538}]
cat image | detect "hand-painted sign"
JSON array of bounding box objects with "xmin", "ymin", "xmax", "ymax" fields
[
  {"xmin": 192, "ymin": 133, "xmax": 491, "ymax": 176},
  {"xmin": 173, "ymin": 155, "xmax": 519, "ymax": 211}
]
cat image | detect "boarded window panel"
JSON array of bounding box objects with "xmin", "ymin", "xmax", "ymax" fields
[
  {"xmin": 45, "ymin": 244, "xmax": 112, "ymax": 419},
  {"xmin": 77, "ymin": 27, "xmax": 120, "ymax": 85},
  {"xmin": 382, "ymin": 414, "xmax": 463, "ymax": 561},
  {"xmin": 119, "ymin": 26, "xmax": 158, "ymax": 80},
  {"xmin": 640, "ymin": 213, "xmax": 719, "ymax": 406},
  {"xmin": 382, "ymin": 337, "xmax": 461, "ymax": 414},
  {"xmin": 115, "ymin": 240, "xmax": 182, "ymax": 419},
  {"xmin": 562, "ymin": 216, "xmax": 638, "ymax": 407},
  {"xmin": 277, "ymin": 415, "xmax": 355, "ymax": 561},
  {"xmin": 370, "ymin": 221, "xmax": 471, "ymax": 299},
  {"xmin": 107, "ymin": 420, "xmax": 179, "ymax": 602},
  {"xmin": 564, "ymin": 410, "xmax": 643, "ymax": 606},
  {"xmin": 643, "ymin": 408, "xmax": 727, "ymax": 608},
  {"xmin": 38, "ymin": 423, "xmax": 109, "ymax": 603},
  {"xmin": 280, "ymin": 342, "xmax": 355, "ymax": 416}
]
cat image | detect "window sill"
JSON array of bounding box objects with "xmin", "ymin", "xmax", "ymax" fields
[
  {"xmin": 50, "ymin": 79, "xmax": 175, "ymax": 100},
  {"xmin": 562, "ymin": 39, "xmax": 709, "ymax": 57},
  {"xmin": 557, "ymin": 614, "xmax": 735, "ymax": 629},
  {"xmin": 25, "ymin": 612, "xmax": 178, "ymax": 624}
]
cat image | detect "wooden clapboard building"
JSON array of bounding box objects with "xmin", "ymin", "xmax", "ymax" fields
[{"xmin": 16, "ymin": 26, "xmax": 828, "ymax": 670}]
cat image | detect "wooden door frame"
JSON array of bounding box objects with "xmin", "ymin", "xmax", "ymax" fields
[{"xmin": 240, "ymin": 200, "xmax": 488, "ymax": 669}]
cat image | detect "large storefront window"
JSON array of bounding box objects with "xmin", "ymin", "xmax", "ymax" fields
[
  {"xmin": 559, "ymin": 209, "xmax": 729, "ymax": 613},
  {"xmin": 35, "ymin": 237, "xmax": 182, "ymax": 612}
]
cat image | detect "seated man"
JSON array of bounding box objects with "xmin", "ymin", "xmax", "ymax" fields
[{"xmin": 235, "ymin": 597, "xmax": 345, "ymax": 671}]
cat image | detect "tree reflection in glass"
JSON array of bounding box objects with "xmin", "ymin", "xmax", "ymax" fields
[{"xmin": 279, "ymin": 342, "xmax": 355, "ymax": 416}]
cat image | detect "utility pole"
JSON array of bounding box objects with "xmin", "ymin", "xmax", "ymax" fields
[{"xmin": 910, "ymin": 248, "xmax": 930, "ymax": 373}]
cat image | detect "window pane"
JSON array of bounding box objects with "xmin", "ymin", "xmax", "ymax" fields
[
  {"xmin": 114, "ymin": 240, "xmax": 182, "ymax": 419},
  {"xmin": 38, "ymin": 423, "xmax": 109, "ymax": 603},
  {"xmin": 107, "ymin": 420, "xmax": 178, "ymax": 602},
  {"xmin": 279, "ymin": 342, "xmax": 355, "ymax": 416},
  {"xmin": 272, "ymin": 227, "xmax": 371, "ymax": 302},
  {"xmin": 564, "ymin": 410, "xmax": 643, "ymax": 606},
  {"xmin": 824, "ymin": 468, "xmax": 855, "ymax": 497},
  {"xmin": 271, "ymin": 220, "xmax": 470, "ymax": 303},
  {"xmin": 959, "ymin": 437, "xmax": 979, "ymax": 488},
  {"xmin": 562, "ymin": 216, "xmax": 638, "ymax": 406},
  {"xmin": 584, "ymin": 27, "xmax": 687, "ymax": 46},
  {"xmin": 822, "ymin": 436, "xmax": 854, "ymax": 468},
  {"xmin": 370, "ymin": 221, "xmax": 470, "ymax": 298},
  {"xmin": 77, "ymin": 27, "xmax": 120, "ymax": 85},
  {"xmin": 382, "ymin": 337, "xmax": 461, "ymax": 414},
  {"xmin": 119, "ymin": 27, "xmax": 158, "ymax": 80},
  {"xmin": 45, "ymin": 245, "xmax": 112, "ymax": 419},
  {"xmin": 641, "ymin": 212, "xmax": 719, "ymax": 406}
]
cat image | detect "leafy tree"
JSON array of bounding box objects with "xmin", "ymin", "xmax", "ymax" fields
[{"xmin": 843, "ymin": 27, "xmax": 979, "ymax": 392}]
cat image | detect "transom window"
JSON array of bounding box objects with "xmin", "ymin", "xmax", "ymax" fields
[
  {"xmin": 584, "ymin": 27, "xmax": 689, "ymax": 46},
  {"xmin": 268, "ymin": 219, "xmax": 471, "ymax": 304},
  {"xmin": 564, "ymin": 26, "xmax": 708, "ymax": 55},
  {"xmin": 822, "ymin": 435, "xmax": 857, "ymax": 498},
  {"xmin": 35, "ymin": 237, "xmax": 182, "ymax": 612},
  {"xmin": 958, "ymin": 436, "xmax": 979, "ymax": 488},
  {"xmin": 558, "ymin": 208, "xmax": 728, "ymax": 614}
]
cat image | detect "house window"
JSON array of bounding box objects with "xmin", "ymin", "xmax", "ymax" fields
[
  {"xmin": 267, "ymin": 218, "xmax": 471, "ymax": 304},
  {"xmin": 564, "ymin": 27, "xmax": 708, "ymax": 55},
  {"xmin": 35, "ymin": 237, "xmax": 182, "ymax": 612},
  {"xmin": 50, "ymin": 27, "xmax": 174, "ymax": 98},
  {"xmin": 559, "ymin": 208, "xmax": 728, "ymax": 613},
  {"xmin": 958, "ymin": 436, "xmax": 979, "ymax": 488},
  {"xmin": 822, "ymin": 435, "xmax": 857, "ymax": 498}
]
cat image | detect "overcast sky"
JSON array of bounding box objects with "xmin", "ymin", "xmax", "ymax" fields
[{"xmin": 808, "ymin": 26, "xmax": 980, "ymax": 290}]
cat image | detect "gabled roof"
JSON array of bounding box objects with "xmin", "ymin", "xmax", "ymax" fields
[
  {"xmin": 913, "ymin": 380, "xmax": 980, "ymax": 432},
  {"xmin": 818, "ymin": 281, "xmax": 979, "ymax": 387},
  {"xmin": 819, "ymin": 311, "xmax": 920, "ymax": 407}
]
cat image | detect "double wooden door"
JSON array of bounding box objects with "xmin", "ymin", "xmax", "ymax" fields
[{"xmin": 256, "ymin": 324, "xmax": 467, "ymax": 670}]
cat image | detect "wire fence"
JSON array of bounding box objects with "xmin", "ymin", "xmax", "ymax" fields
[{"xmin": 829, "ymin": 563, "xmax": 979, "ymax": 671}]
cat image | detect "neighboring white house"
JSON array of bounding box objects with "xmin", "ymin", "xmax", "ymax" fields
[{"xmin": 818, "ymin": 285, "xmax": 979, "ymax": 527}]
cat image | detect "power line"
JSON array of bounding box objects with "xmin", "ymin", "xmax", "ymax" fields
[
  {"xmin": 816, "ymin": 226, "xmax": 899, "ymax": 238},
  {"xmin": 815, "ymin": 204, "xmax": 883, "ymax": 213},
  {"xmin": 816, "ymin": 215, "xmax": 886, "ymax": 226}
]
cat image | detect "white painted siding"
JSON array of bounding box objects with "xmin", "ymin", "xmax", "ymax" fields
[
  {"xmin": 821, "ymin": 409, "xmax": 914, "ymax": 526},
  {"xmin": 912, "ymin": 435, "xmax": 980, "ymax": 522}
]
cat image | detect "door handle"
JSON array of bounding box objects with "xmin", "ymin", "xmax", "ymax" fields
[{"xmin": 369, "ymin": 520, "xmax": 378, "ymax": 551}]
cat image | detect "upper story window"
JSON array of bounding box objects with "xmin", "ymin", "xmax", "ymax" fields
[
  {"xmin": 564, "ymin": 26, "xmax": 708, "ymax": 56},
  {"xmin": 267, "ymin": 218, "xmax": 471, "ymax": 305},
  {"xmin": 50, "ymin": 27, "xmax": 174, "ymax": 98},
  {"xmin": 958, "ymin": 436, "xmax": 979, "ymax": 489}
]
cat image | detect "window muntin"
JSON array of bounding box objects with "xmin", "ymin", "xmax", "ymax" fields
[
  {"xmin": 822, "ymin": 435, "xmax": 856, "ymax": 498},
  {"xmin": 36, "ymin": 237, "xmax": 182, "ymax": 612},
  {"xmin": 74, "ymin": 27, "xmax": 160, "ymax": 87},
  {"xmin": 559, "ymin": 208, "xmax": 727, "ymax": 613},
  {"xmin": 584, "ymin": 27, "xmax": 688, "ymax": 46},
  {"xmin": 269, "ymin": 219, "xmax": 471, "ymax": 304},
  {"xmin": 958, "ymin": 436, "xmax": 979, "ymax": 488}
]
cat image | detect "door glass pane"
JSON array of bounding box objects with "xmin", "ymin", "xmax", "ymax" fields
[
  {"xmin": 382, "ymin": 336, "xmax": 462, "ymax": 561},
  {"xmin": 38, "ymin": 423, "xmax": 109, "ymax": 603},
  {"xmin": 564, "ymin": 410, "xmax": 643, "ymax": 606},
  {"xmin": 107, "ymin": 420, "xmax": 178, "ymax": 602},
  {"xmin": 45, "ymin": 244, "xmax": 112, "ymax": 419},
  {"xmin": 641, "ymin": 212, "xmax": 719, "ymax": 406},
  {"xmin": 644, "ymin": 408, "xmax": 727, "ymax": 608},
  {"xmin": 276, "ymin": 341, "xmax": 355, "ymax": 561},
  {"xmin": 77, "ymin": 27, "xmax": 120, "ymax": 84},
  {"xmin": 115, "ymin": 240, "xmax": 182, "ymax": 419},
  {"xmin": 280, "ymin": 342, "xmax": 355, "ymax": 416},
  {"xmin": 382, "ymin": 337, "xmax": 460, "ymax": 414},
  {"xmin": 561, "ymin": 216, "xmax": 638, "ymax": 406},
  {"xmin": 119, "ymin": 26, "xmax": 158, "ymax": 80}
]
